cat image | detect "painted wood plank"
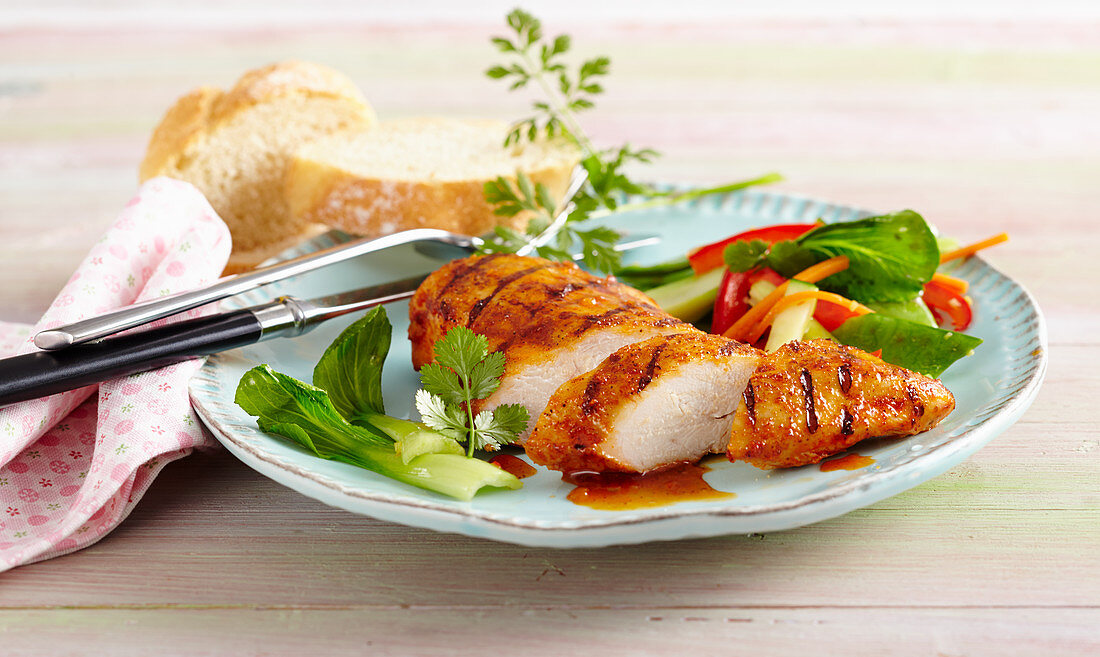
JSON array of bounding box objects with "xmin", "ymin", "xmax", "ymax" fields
[
  {"xmin": 1, "ymin": 607, "xmax": 1098, "ymax": 657},
  {"xmin": 0, "ymin": 435, "xmax": 1095, "ymax": 609}
]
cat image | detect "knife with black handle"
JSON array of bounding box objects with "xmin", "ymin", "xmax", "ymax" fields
[{"xmin": 0, "ymin": 275, "xmax": 426, "ymax": 407}]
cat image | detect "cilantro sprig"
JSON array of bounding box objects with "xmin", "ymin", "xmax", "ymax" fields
[
  {"xmin": 416, "ymin": 326, "xmax": 530, "ymax": 456},
  {"xmin": 478, "ymin": 8, "xmax": 783, "ymax": 273}
]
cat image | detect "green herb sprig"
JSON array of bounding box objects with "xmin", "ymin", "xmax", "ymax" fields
[
  {"xmin": 416, "ymin": 326, "xmax": 530, "ymax": 456},
  {"xmin": 479, "ymin": 8, "xmax": 783, "ymax": 273}
]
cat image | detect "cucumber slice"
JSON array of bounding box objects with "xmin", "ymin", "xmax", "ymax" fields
[
  {"xmin": 645, "ymin": 267, "xmax": 725, "ymax": 323},
  {"xmin": 802, "ymin": 318, "xmax": 834, "ymax": 341},
  {"xmin": 748, "ymin": 279, "xmax": 777, "ymax": 306},
  {"xmin": 765, "ymin": 280, "xmax": 818, "ymax": 352}
]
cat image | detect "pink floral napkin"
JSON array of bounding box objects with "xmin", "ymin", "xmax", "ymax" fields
[{"xmin": 0, "ymin": 177, "xmax": 230, "ymax": 571}]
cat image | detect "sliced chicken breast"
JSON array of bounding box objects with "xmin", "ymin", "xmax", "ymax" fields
[
  {"xmin": 408, "ymin": 254, "xmax": 695, "ymax": 438},
  {"xmin": 525, "ymin": 333, "xmax": 761, "ymax": 473},
  {"xmin": 727, "ymin": 339, "xmax": 956, "ymax": 469}
]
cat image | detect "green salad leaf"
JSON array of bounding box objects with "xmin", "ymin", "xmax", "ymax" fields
[
  {"xmin": 237, "ymin": 365, "xmax": 389, "ymax": 449},
  {"xmin": 831, "ymin": 314, "xmax": 982, "ymax": 378},
  {"xmin": 313, "ymin": 307, "xmax": 390, "ymax": 424},
  {"xmin": 235, "ymin": 307, "xmax": 524, "ymax": 500},
  {"xmin": 235, "ymin": 365, "xmax": 519, "ymax": 500},
  {"xmin": 744, "ymin": 210, "xmax": 940, "ymax": 304}
]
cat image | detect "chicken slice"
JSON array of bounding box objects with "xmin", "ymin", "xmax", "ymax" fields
[
  {"xmin": 408, "ymin": 254, "xmax": 695, "ymax": 439},
  {"xmin": 727, "ymin": 339, "xmax": 956, "ymax": 469},
  {"xmin": 526, "ymin": 333, "xmax": 761, "ymax": 473}
]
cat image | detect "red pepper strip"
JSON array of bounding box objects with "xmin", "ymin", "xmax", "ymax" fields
[
  {"xmin": 712, "ymin": 267, "xmax": 788, "ymax": 335},
  {"xmin": 711, "ymin": 270, "xmax": 753, "ymax": 335},
  {"xmin": 753, "ymin": 267, "xmax": 786, "ymax": 286},
  {"xmin": 922, "ymin": 280, "xmax": 973, "ymax": 331},
  {"xmin": 814, "ymin": 299, "xmax": 861, "ymax": 332},
  {"xmin": 687, "ymin": 223, "xmax": 817, "ymax": 275}
]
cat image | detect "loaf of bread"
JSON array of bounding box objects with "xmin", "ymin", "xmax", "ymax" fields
[
  {"xmin": 286, "ymin": 118, "xmax": 580, "ymax": 239},
  {"xmin": 139, "ymin": 61, "xmax": 376, "ymax": 272}
]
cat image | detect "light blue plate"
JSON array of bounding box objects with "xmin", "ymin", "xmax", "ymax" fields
[{"xmin": 189, "ymin": 190, "xmax": 1047, "ymax": 548}]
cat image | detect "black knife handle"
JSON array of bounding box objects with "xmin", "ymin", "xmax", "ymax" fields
[{"xmin": 0, "ymin": 309, "xmax": 263, "ymax": 406}]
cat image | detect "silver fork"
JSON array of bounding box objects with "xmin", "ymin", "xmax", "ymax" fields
[{"xmin": 35, "ymin": 167, "xmax": 592, "ymax": 350}]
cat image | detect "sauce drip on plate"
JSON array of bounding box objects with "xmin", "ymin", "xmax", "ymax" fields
[
  {"xmin": 819, "ymin": 453, "xmax": 875, "ymax": 472},
  {"xmin": 564, "ymin": 462, "xmax": 734, "ymax": 510},
  {"xmin": 489, "ymin": 454, "xmax": 536, "ymax": 479}
]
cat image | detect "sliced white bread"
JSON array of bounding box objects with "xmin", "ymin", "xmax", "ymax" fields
[
  {"xmin": 286, "ymin": 118, "xmax": 580, "ymax": 238},
  {"xmin": 139, "ymin": 61, "xmax": 376, "ymax": 273}
]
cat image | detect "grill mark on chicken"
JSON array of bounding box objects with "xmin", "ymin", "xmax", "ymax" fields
[
  {"xmin": 437, "ymin": 299, "xmax": 456, "ymax": 323},
  {"xmin": 838, "ymin": 362, "xmax": 853, "ymax": 394},
  {"xmin": 799, "ymin": 368, "xmax": 819, "ymax": 434},
  {"xmin": 718, "ymin": 340, "xmax": 748, "ymax": 356},
  {"xmin": 543, "ymin": 278, "xmax": 613, "ymax": 300},
  {"xmin": 742, "ymin": 383, "xmax": 757, "ymax": 426},
  {"xmin": 652, "ymin": 317, "xmax": 685, "ymax": 329},
  {"xmin": 636, "ymin": 343, "xmax": 667, "ymax": 392},
  {"xmin": 497, "ymin": 305, "xmax": 676, "ymax": 354},
  {"xmin": 466, "ymin": 264, "xmax": 550, "ymax": 327},
  {"xmin": 840, "ymin": 407, "xmax": 855, "ymax": 435},
  {"xmin": 575, "ymin": 306, "xmax": 631, "ymax": 334},
  {"xmin": 552, "ymin": 282, "xmax": 578, "ymax": 298},
  {"xmin": 491, "ymin": 279, "xmax": 627, "ymax": 353},
  {"xmin": 581, "ymin": 356, "xmax": 619, "ymax": 416},
  {"xmin": 421, "ymin": 255, "xmax": 506, "ymax": 327},
  {"xmin": 437, "ymin": 253, "xmax": 500, "ymax": 299}
]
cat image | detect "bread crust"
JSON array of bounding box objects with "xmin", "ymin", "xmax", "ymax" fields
[
  {"xmin": 287, "ymin": 166, "xmax": 574, "ymax": 238},
  {"xmin": 286, "ymin": 119, "xmax": 580, "ymax": 238},
  {"xmin": 138, "ymin": 86, "xmax": 222, "ymax": 182},
  {"xmin": 139, "ymin": 61, "xmax": 375, "ymax": 272},
  {"xmin": 140, "ymin": 61, "xmax": 374, "ymax": 181}
]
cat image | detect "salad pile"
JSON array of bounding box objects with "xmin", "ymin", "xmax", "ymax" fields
[{"xmin": 620, "ymin": 209, "xmax": 1007, "ymax": 377}]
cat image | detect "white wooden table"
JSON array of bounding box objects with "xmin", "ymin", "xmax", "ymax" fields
[{"xmin": 0, "ymin": 7, "xmax": 1097, "ymax": 655}]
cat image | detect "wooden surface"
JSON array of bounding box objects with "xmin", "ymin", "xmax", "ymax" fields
[{"xmin": 1, "ymin": 7, "xmax": 1098, "ymax": 655}]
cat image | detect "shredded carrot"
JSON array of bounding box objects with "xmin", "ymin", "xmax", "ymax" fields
[
  {"xmin": 722, "ymin": 256, "xmax": 851, "ymax": 341},
  {"xmin": 940, "ymin": 233, "xmax": 1008, "ymax": 264},
  {"xmin": 931, "ymin": 272, "xmax": 969, "ymax": 294},
  {"xmin": 743, "ymin": 291, "xmax": 873, "ymax": 344},
  {"xmin": 793, "ymin": 255, "xmax": 850, "ymax": 283},
  {"xmin": 723, "ymin": 281, "xmax": 788, "ymax": 341}
]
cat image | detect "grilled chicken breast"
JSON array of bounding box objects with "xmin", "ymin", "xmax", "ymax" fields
[
  {"xmin": 408, "ymin": 254, "xmax": 694, "ymax": 438},
  {"xmin": 727, "ymin": 339, "xmax": 955, "ymax": 469},
  {"xmin": 526, "ymin": 333, "xmax": 761, "ymax": 473}
]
